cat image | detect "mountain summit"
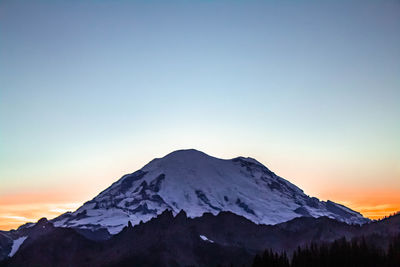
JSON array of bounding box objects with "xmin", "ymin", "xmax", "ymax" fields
[{"xmin": 53, "ymin": 149, "xmax": 368, "ymax": 234}]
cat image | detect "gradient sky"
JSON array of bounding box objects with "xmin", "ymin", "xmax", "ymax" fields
[{"xmin": 1, "ymin": 0, "xmax": 399, "ymax": 230}]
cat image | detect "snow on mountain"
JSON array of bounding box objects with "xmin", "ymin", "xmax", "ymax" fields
[
  {"xmin": 199, "ymin": 235, "xmax": 214, "ymax": 243},
  {"xmin": 8, "ymin": 236, "xmax": 27, "ymax": 258},
  {"xmin": 53, "ymin": 149, "xmax": 368, "ymax": 234}
]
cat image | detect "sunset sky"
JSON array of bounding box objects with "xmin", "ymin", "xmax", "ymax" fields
[{"xmin": 1, "ymin": 0, "xmax": 399, "ymax": 230}]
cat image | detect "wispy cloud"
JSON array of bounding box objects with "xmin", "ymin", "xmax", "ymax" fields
[{"xmin": 1, "ymin": 215, "xmax": 35, "ymax": 222}]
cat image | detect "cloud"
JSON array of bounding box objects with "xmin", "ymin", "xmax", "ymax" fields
[{"xmin": 1, "ymin": 215, "xmax": 35, "ymax": 222}]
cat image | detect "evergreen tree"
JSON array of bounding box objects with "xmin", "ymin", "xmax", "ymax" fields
[{"xmin": 253, "ymin": 235, "xmax": 400, "ymax": 267}]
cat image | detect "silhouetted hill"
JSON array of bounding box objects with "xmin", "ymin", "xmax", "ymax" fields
[{"xmin": 1, "ymin": 211, "xmax": 399, "ymax": 266}]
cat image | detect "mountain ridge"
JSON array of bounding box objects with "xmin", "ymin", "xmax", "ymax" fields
[{"xmin": 2, "ymin": 211, "xmax": 399, "ymax": 266}]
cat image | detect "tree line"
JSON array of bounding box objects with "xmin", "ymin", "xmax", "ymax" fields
[{"xmin": 252, "ymin": 234, "xmax": 400, "ymax": 267}]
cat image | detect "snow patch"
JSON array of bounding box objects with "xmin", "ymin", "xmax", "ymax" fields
[
  {"xmin": 200, "ymin": 235, "xmax": 214, "ymax": 243},
  {"xmin": 9, "ymin": 236, "xmax": 27, "ymax": 257}
]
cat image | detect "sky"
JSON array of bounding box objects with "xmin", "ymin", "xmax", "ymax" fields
[{"xmin": 0, "ymin": 0, "xmax": 399, "ymax": 230}]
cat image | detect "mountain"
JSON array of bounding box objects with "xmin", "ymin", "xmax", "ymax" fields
[{"xmin": 52, "ymin": 149, "xmax": 368, "ymax": 234}]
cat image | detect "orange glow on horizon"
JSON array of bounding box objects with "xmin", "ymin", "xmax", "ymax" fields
[
  {"xmin": 0, "ymin": 190, "xmax": 85, "ymax": 230},
  {"xmin": 316, "ymin": 187, "xmax": 400, "ymax": 220}
]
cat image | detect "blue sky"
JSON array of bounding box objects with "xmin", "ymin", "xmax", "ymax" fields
[{"xmin": 0, "ymin": 0, "xmax": 399, "ymax": 228}]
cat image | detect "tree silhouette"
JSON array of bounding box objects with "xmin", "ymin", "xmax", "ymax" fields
[{"xmin": 252, "ymin": 235, "xmax": 400, "ymax": 267}]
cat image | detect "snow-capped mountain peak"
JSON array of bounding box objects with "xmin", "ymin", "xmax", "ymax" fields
[{"xmin": 53, "ymin": 149, "xmax": 368, "ymax": 234}]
